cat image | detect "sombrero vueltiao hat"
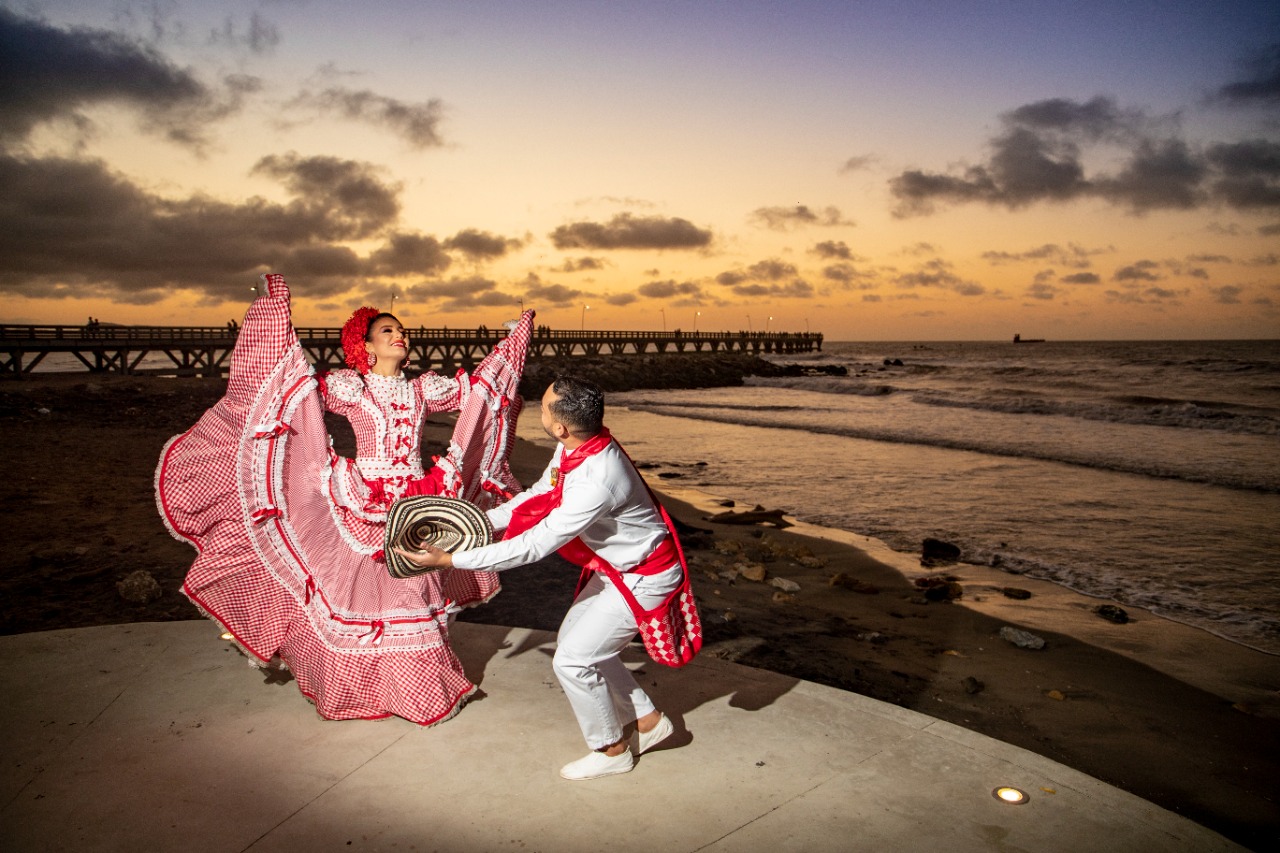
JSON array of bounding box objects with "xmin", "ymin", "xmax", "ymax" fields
[{"xmin": 384, "ymin": 496, "xmax": 494, "ymax": 579}]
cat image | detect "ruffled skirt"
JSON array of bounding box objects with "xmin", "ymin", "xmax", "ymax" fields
[{"xmin": 156, "ymin": 274, "xmax": 532, "ymax": 724}]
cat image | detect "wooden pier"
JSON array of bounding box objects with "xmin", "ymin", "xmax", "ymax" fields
[{"xmin": 0, "ymin": 324, "xmax": 822, "ymax": 377}]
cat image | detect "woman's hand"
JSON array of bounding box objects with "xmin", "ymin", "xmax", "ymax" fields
[{"xmin": 392, "ymin": 544, "xmax": 454, "ymax": 570}]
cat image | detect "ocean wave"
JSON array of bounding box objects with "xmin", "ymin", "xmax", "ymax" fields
[
  {"xmin": 621, "ymin": 403, "xmax": 1280, "ymax": 493},
  {"xmin": 911, "ymin": 392, "xmax": 1280, "ymax": 436}
]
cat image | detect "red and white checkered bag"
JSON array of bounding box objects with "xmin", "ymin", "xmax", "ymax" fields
[{"xmin": 596, "ymin": 502, "xmax": 702, "ymax": 668}]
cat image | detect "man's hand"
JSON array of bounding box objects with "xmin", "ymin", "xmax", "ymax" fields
[{"xmin": 392, "ymin": 544, "xmax": 454, "ymax": 570}]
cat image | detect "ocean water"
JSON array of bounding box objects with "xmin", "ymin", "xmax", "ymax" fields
[{"xmin": 580, "ymin": 340, "xmax": 1280, "ymax": 655}]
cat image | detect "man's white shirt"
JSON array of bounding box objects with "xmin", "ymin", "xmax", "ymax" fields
[{"xmin": 450, "ymin": 440, "xmax": 668, "ymax": 573}]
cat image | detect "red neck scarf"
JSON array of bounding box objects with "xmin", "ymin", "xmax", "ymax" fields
[{"xmin": 503, "ymin": 427, "xmax": 679, "ymax": 576}]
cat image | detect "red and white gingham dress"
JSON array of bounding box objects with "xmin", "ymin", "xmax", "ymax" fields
[{"xmin": 155, "ymin": 274, "xmax": 533, "ymax": 725}]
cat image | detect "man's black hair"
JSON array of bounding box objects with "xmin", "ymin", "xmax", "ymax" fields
[{"xmin": 550, "ymin": 374, "xmax": 605, "ymax": 438}]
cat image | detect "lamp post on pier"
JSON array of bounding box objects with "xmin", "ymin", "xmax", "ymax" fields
[
  {"xmin": 660, "ymin": 308, "xmax": 666, "ymax": 332},
  {"xmin": 581, "ymin": 304, "xmax": 589, "ymax": 331},
  {"xmin": 695, "ymin": 311, "xmax": 701, "ymax": 332}
]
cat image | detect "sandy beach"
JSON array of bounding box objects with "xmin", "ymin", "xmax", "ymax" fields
[{"xmin": 0, "ymin": 374, "xmax": 1276, "ymax": 849}]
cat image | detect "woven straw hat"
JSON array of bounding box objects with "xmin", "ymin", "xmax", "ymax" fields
[{"xmin": 384, "ymin": 496, "xmax": 494, "ymax": 579}]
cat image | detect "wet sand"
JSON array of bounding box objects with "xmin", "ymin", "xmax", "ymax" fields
[{"xmin": 0, "ymin": 374, "xmax": 1276, "ymax": 849}]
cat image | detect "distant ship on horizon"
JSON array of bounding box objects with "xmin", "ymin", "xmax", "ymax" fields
[{"xmin": 1012, "ymin": 333, "xmax": 1046, "ymax": 343}]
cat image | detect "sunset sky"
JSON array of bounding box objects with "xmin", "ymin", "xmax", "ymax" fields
[{"xmin": 1, "ymin": 0, "xmax": 1277, "ymax": 340}]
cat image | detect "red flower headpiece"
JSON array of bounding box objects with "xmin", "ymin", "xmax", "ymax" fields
[{"xmin": 341, "ymin": 306, "xmax": 381, "ymax": 373}]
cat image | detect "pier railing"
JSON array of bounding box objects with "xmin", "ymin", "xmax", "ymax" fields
[{"xmin": 0, "ymin": 324, "xmax": 822, "ymax": 376}]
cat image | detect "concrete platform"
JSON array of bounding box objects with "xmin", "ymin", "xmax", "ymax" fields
[{"xmin": 1, "ymin": 621, "xmax": 1242, "ymax": 852}]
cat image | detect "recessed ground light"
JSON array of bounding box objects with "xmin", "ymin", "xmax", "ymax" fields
[{"xmin": 993, "ymin": 786, "xmax": 1029, "ymax": 805}]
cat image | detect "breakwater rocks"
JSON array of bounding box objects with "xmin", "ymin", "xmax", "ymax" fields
[{"xmin": 518, "ymin": 353, "xmax": 837, "ymax": 396}]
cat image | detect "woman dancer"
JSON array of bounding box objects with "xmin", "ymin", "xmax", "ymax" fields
[{"xmin": 156, "ymin": 273, "xmax": 533, "ymax": 725}]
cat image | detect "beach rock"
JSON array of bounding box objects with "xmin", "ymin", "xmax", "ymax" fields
[
  {"xmin": 707, "ymin": 508, "xmax": 793, "ymax": 528},
  {"xmin": 715, "ymin": 499, "xmax": 735, "ymax": 507},
  {"xmin": 714, "ymin": 539, "xmax": 745, "ymax": 556},
  {"xmin": 921, "ymin": 537, "xmax": 961, "ymax": 563},
  {"xmin": 915, "ymin": 576, "xmax": 963, "ymax": 601},
  {"xmin": 829, "ymin": 573, "xmax": 880, "ymax": 594},
  {"xmin": 771, "ymin": 590, "xmax": 794, "ymax": 604},
  {"xmin": 657, "ymin": 471, "xmax": 683, "ymax": 479},
  {"xmin": 857, "ymin": 631, "xmax": 887, "ymax": 644},
  {"xmin": 770, "ymin": 577, "xmax": 801, "ymax": 593},
  {"xmin": 116, "ymin": 570, "xmax": 162, "ymax": 604},
  {"xmin": 998, "ymin": 626, "xmax": 1045, "ymax": 650},
  {"xmin": 1047, "ymin": 689, "xmax": 1066, "ymax": 701},
  {"xmin": 775, "ymin": 363, "xmax": 848, "ymax": 377},
  {"xmin": 1001, "ymin": 587, "xmax": 1032, "ymax": 600},
  {"xmin": 962, "ymin": 676, "xmax": 985, "ymax": 695},
  {"xmin": 736, "ymin": 562, "xmax": 767, "ymax": 582},
  {"xmin": 717, "ymin": 570, "xmax": 738, "ymax": 583},
  {"xmin": 1094, "ymin": 604, "xmax": 1130, "ymax": 624}
]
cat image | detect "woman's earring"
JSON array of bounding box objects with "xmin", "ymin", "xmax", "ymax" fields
[{"xmin": 369, "ymin": 352, "xmax": 378, "ymax": 367}]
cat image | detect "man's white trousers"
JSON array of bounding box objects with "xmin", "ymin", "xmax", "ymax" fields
[{"xmin": 553, "ymin": 564, "xmax": 683, "ymax": 749}]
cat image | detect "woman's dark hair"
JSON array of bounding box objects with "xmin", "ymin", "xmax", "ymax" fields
[
  {"xmin": 550, "ymin": 375, "xmax": 604, "ymax": 438},
  {"xmin": 365, "ymin": 313, "xmax": 400, "ymax": 340}
]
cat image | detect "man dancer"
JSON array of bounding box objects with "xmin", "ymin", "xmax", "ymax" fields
[{"xmin": 394, "ymin": 375, "xmax": 680, "ymax": 780}]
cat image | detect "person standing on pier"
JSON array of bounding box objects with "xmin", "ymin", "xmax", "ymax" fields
[
  {"xmin": 156, "ymin": 273, "xmax": 534, "ymax": 726},
  {"xmin": 394, "ymin": 375, "xmax": 685, "ymax": 780}
]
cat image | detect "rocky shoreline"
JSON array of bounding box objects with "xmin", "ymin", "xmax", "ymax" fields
[{"xmin": 518, "ymin": 352, "xmax": 844, "ymax": 396}]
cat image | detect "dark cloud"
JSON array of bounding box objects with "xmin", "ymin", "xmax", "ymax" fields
[
  {"xmin": 839, "ymin": 155, "xmax": 875, "ymax": 173},
  {"xmin": 893, "ymin": 259, "xmax": 984, "ymax": 295},
  {"xmin": 251, "ymin": 153, "xmax": 401, "ymax": 239},
  {"xmin": 0, "ymin": 152, "xmax": 408, "ymax": 302},
  {"xmin": 1095, "ymin": 138, "xmax": 1207, "ymax": 211},
  {"xmin": 404, "ymin": 276, "xmax": 520, "ymax": 312},
  {"xmin": 443, "ymin": 228, "xmax": 522, "ymax": 259},
  {"xmin": 1260, "ymin": 223, "xmax": 1280, "ymax": 236},
  {"xmin": 288, "ymin": 86, "xmax": 446, "ymax": 149},
  {"xmin": 811, "ymin": 240, "xmax": 856, "ymax": 260},
  {"xmin": 367, "ymin": 232, "xmax": 451, "ymax": 276},
  {"xmin": 746, "ymin": 259, "xmax": 797, "ymax": 281},
  {"xmin": 1187, "ymin": 253, "xmax": 1232, "ymax": 263},
  {"xmin": 1060, "ymin": 272, "xmax": 1101, "ymax": 284},
  {"xmin": 549, "ymin": 213, "xmax": 712, "ymax": 250},
  {"xmin": 0, "ymin": 7, "xmax": 246, "ymax": 147},
  {"xmin": 506, "ymin": 274, "xmax": 586, "ymax": 308},
  {"xmin": 637, "ymin": 280, "xmax": 703, "ymax": 299},
  {"xmin": 1216, "ymin": 43, "xmax": 1280, "ymax": 104},
  {"xmin": 821, "ymin": 263, "xmax": 877, "ymax": 289},
  {"xmin": 981, "ymin": 242, "xmax": 1102, "ymax": 268},
  {"xmin": 526, "ymin": 283, "xmax": 584, "ymax": 305},
  {"xmin": 1205, "ymin": 140, "xmax": 1280, "ymax": 209},
  {"xmin": 726, "ymin": 280, "xmax": 814, "ymax": 299},
  {"xmin": 1025, "ymin": 282, "xmax": 1060, "ymax": 300},
  {"xmin": 561, "ymin": 257, "xmax": 605, "ymax": 272},
  {"xmin": 1113, "ymin": 261, "xmax": 1161, "ymax": 282},
  {"xmin": 604, "ymin": 292, "xmax": 637, "ymax": 306},
  {"xmin": 1212, "ymin": 285, "xmax": 1244, "ymax": 304},
  {"xmin": 890, "ymin": 95, "xmax": 1279, "ymax": 216},
  {"xmin": 408, "ymin": 276, "xmax": 497, "ymax": 300},
  {"xmin": 750, "ymin": 204, "xmax": 852, "ymax": 230}
]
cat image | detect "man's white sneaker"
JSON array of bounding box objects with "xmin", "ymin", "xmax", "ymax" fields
[
  {"xmin": 637, "ymin": 713, "xmax": 674, "ymax": 754},
  {"xmin": 559, "ymin": 749, "xmax": 635, "ymax": 781}
]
